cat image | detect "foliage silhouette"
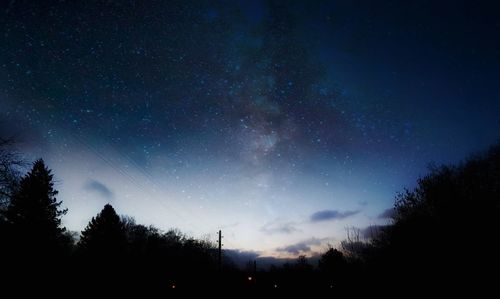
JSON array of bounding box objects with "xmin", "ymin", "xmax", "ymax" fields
[
  {"xmin": 2, "ymin": 159, "xmax": 69, "ymax": 255},
  {"xmin": 74, "ymin": 204, "xmax": 220, "ymax": 291},
  {"xmin": 349, "ymin": 143, "xmax": 500, "ymax": 292},
  {"xmin": 0, "ymin": 138, "xmax": 22, "ymax": 207},
  {"xmin": 1, "ymin": 142, "xmax": 499, "ymax": 292},
  {"xmin": 0, "ymin": 159, "xmax": 72, "ymax": 292},
  {"xmin": 78, "ymin": 203, "xmax": 127, "ymax": 256},
  {"xmin": 319, "ymin": 247, "xmax": 346, "ymax": 281}
]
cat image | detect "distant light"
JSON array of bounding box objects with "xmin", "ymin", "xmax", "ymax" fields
[
  {"xmin": 172, "ymin": 284, "xmax": 176, "ymax": 289},
  {"xmin": 274, "ymin": 284, "xmax": 278, "ymax": 288},
  {"xmin": 330, "ymin": 285, "xmax": 333, "ymax": 288},
  {"xmin": 248, "ymin": 276, "xmax": 252, "ymax": 281}
]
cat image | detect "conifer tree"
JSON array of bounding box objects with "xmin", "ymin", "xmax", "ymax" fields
[
  {"xmin": 79, "ymin": 204, "xmax": 127, "ymax": 256},
  {"xmin": 4, "ymin": 159, "xmax": 68, "ymax": 255}
]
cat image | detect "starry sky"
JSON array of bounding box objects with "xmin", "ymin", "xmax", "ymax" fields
[{"xmin": 1, "ymin": 0, "xmax": 500, "ymax": 258}]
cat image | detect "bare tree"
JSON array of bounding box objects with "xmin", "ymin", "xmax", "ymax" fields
[
  {"xmin": 340, "ymin": 226, "xmax": 369, "ymax": 260},
  {"xmin": 0, "ymin": 138, "xmax": 24, "ymax": 207}
]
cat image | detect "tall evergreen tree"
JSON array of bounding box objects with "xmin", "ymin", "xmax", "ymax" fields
[
  {"xmin": 78, "ymin": 204, "xmax": 127, "ymax": 256},
  {"xmin": 4, "ymin": 159, "xmax": 68, "ymax": 255}
]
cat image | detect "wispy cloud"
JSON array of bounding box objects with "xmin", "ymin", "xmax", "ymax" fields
[
  {"xmin": 84, "ymin": 179, "xmax": 114, "ymax": 200},
  {"xmin": 310, "ymin": 209, "xmax": 359, "ymax": 222},
  {"xmin": 276, "ymin": 237, "xmax": 324, "ymax": 255},
  {"xmin": 260, "ymin": 220, "xmax": 299, "ymax": 235}
]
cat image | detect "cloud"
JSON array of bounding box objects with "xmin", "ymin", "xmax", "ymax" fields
[
  {"xmin": 278, "ymin": 243, "xmax": 310, "ymax": 255},
  {"xmin": 224, "ymin": 249, "xmax": 260, "ymax": 261},
  {"xmin": 310, "ymin": 209, "xmax": 359, "ymax": 222},
  {"xmin": 358, "ymin": 200, "xmax": 368, "ymax": 206},
  {"xmin": 224, "ymin": 249, "xmax": 321, "ymax": 270},
  {"xmin": 277, "ymin": 237, "xmax": 323, "ymax": 255},
  {"xmin": 223, "ymin": 249, "xmax": 261, "ymax": 268},
  {"xmin": 260, "ymin": 220, "xmax": 299, "ymax": 235},
  {"xmin": 84, "ymin": 180, "xmax": 114, "ymax": 200},
  {"xmin": 378, "ymin": 208, "xmax": 395, "ymax": 219}
]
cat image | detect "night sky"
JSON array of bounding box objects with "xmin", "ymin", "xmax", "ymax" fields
[{"xmin": 1, "ymin": 0, "xmax": 499, "ymax": 258}]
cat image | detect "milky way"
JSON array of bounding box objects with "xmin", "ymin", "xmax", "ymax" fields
[{"xmin": 1, "ymin": 1, "xmax": 499, "ymax": 257}]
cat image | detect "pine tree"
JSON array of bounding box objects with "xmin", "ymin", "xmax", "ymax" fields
[
  {"xmin": 4, "ymin": 159, "xmax": 68, "ymax": 255},
  {"xmin": 78, "ymin": 204, "xmax": 127, "ymax": 256}
]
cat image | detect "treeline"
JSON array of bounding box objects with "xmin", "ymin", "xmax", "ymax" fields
[
  {"xmin": 0, "ymin": 157, "xmax": 221, "ymax": 292},
  {"xmin": 316, "ymin": 142, "xmax": 500, "ymax": 293},
  {"xmin": 1, "ymin": 138, "xmax": 499, "ymax": 292},
  {"xmin": 244, "ymin": 142, "xmax": 500, "ymax": 292}
]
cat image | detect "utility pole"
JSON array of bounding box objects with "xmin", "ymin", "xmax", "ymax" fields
[{"xmin": 218, "ymin": 230, "xmax": 222, "ymax": 272}]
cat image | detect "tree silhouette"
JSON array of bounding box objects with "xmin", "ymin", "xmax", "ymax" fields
[
  {"xmin": 295, "ymin": 255, "xmax": 313, "ymax": 272},
  {"xmin": 3, "ymin": 159, "xmax": 68, "ymax": 256},
  {"xmin": 78, "ymin": 204, "xmax": 127, "ymax": 256},
  {"xmin": 0, "ymin": 138, "xmax": 22, "ymax": 207},
  {"xmin": 355, "ymin": 143, "xmax": 500, "ymax": 292},
  {"xmin": 319, "ymin": 247, "xmax": 346, "ymax": 281},
  {"xmin": 75, "ymin": 204, "xmax": 128, "ymax": 290}
]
